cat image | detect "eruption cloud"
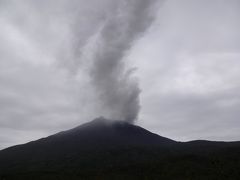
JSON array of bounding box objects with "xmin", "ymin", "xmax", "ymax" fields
[{"xmin": 86, "ymin": 0, "xmax": 157, "ymax": 123}]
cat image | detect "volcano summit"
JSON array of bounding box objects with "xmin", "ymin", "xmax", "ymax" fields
[{"xmin": 0, "ymin": 117, "xmax": 240, "ymax": 180}]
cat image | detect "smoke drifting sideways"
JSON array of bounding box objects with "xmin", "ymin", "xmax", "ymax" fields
[{"xmin": 78, "ymin": 0, "xmax": 157, "ymax": 123}]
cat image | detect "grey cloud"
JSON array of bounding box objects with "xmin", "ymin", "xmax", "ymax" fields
[
  {"xmin": 0, "ymin": 0, "xmax": 239, "ymax": 150},
  {"xmin": 139, "ymin": 89, "xmax": 240, "ymax": 141},
  {"xmin": 0, "ymin": 63, "xmax": 80, "ymax": 130},
  {"xmin": 132, "ymin": 0, "xmax": 240, "ymax": 141},
  {"xmin": 1, "ymin": 0, "xmax": 158, "ymax": 124},
  {"xmin": 0, "ymin": 128, "xmax": 47, "ymax": 150},
  {"xmin": 88, "ymin": 0, "xmax": 157, "ymax": 123},
  {"xmin": 0, "ymin": 0, "xmax": 158, "ymax": 149}
]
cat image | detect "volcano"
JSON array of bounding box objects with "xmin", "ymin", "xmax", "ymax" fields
[{"xmin": 0, "ymin": 117, "xmax": 240, "ymax": 180}]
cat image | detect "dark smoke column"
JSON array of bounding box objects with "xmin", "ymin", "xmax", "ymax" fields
[{"xmin": 90, "ymin": 0, "xmax": 156, "ymax": 123}]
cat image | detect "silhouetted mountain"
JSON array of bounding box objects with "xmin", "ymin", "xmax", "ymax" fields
[{"xmin": 0, "ymin": 117, "xmax": 240, "ymax": 180}]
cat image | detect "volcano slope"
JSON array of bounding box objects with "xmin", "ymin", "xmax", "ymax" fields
[{"xmin": 0, "ymin": 117, "xmax": 240, "ymax": 180}]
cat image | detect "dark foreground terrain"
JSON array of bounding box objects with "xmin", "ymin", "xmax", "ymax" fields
[{"xmin": 0, "ymin": 117, "xmax": 240, "ymax": 180}]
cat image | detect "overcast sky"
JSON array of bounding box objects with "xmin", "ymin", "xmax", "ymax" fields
[{"xmin": 0, "ymin": 0, "xmax": 240, "ymax": 149}]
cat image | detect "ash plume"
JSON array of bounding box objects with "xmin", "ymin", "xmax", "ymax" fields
[{"xmin": 87, "ymin": 0, "xmax": 157, "ymax": 123}]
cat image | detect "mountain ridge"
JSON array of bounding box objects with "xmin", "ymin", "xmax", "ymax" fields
[
  {"xmin": 0, "ymin": 117, "xmax": 240, "ymax": 180},
  {"xmin": 1, "ymin": 117, "xmax": 175, "ymax": 152}
]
